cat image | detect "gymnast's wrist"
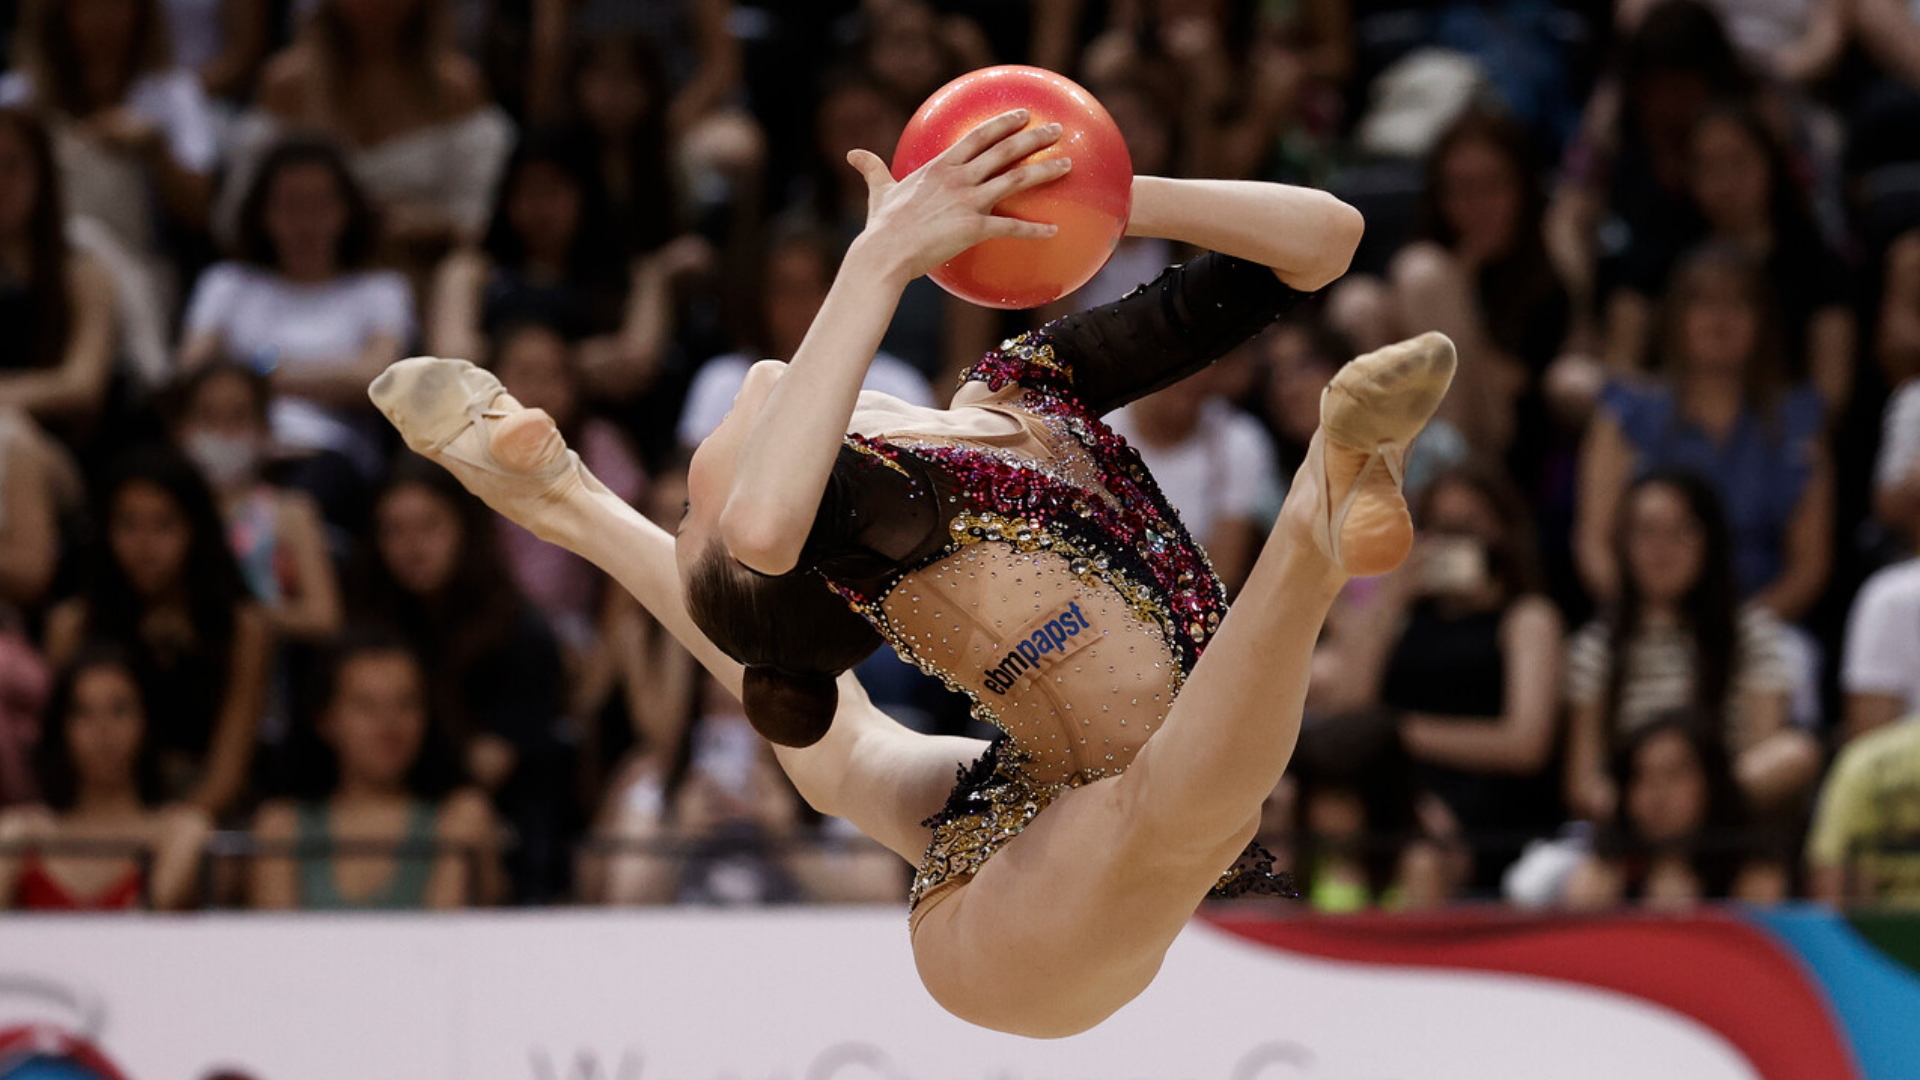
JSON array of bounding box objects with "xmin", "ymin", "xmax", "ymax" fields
[{"xmin": 844, "ymin": 230, "xmax": 918, "ymax": 289}]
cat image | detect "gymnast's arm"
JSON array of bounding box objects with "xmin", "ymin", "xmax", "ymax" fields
[
  {"xmin": 1048, "ymin": 178, "xmax": 1363, "ymax": 413},
  {"xmin": 718, "ymin": 112, "xmax": 1066, "ymax": 575},
  {"xmin": 540, "ymin": 482, "xmax": 984, "ymax": 863}
]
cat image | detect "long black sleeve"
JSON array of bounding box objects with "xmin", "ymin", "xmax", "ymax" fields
[{"xmin": 1045, "ymin": 253, "xmax": 1307, "ymax": 414}]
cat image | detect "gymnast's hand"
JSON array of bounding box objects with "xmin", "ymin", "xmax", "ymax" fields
[{"xmin": 844, "ymin": 109, "xmax": 1068, "ymax": 283}]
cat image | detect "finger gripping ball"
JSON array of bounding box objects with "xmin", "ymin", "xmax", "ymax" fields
[{"xmin": 893, "ymin": 65, "xmax": 1132, "ymax": 310}]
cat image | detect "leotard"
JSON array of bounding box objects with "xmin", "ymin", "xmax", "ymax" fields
[{"xmin": 790, "ymin": 253, "xmax": 1306, "ymax": 923}]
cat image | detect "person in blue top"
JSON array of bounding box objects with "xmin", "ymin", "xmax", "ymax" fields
[{"xmin": 1576, "ymin": 241, "xmax": 1831, "ymax": 625}]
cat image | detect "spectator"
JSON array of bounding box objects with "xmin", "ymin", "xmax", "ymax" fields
[
  {"xmin": 590, "ymin": 674, "xmax": 896, "ymax": 906},
  {"xmin": 0, "ymin": 605, "xmax": 49, "ymax": 806},
  {"xmin": 249, "ymin": 632, "xmax": 497, "ymax": 909},
  {"xmin": 1603, "ymin": 104, "xmax": 1855, "ymax": 411},
  {"xmin": 677, "ymin": 228, "xmax": 933, "ymax": 449},
  {"xmin": 230, "ymin": 0, "xmax": 513, "ymax": 272},
  {"xmin": 1336, "ymin": 107, "xmax": 1573, "ymax": 470},
  {"xmin": 1840, "ymin": 557, "xmax": 1920, "ymax": 740},
  {"xmin": 1561, "ymin": 710, "xmax": 1787, "ymax": 909},
  {"xmin": 355, "ymin": 456, "xmax": 570, "ymax": 901},
  {"xmin": 1274, "ymin": 710, "xmax": 1452, "ymax": 912},
  {"xmin": 0, "ymin": 645, "xmax": 210, "ymax": 910},
  {"xmin": 1380, "ymin": 461, "xmax": 1565, "ymax": 889},
  {"xmin": 429, "ymin": 127, "xmax": 702, "ymax": 405},
  {"xmin": 1565, "ymin": 470, "xmax": 1820, "ymax": 822},
  {"xmin": 169, "ymin": 361, "xmax": 342, "ymax": 642},
  {"xmin": 1615, "ymin": 0, "xmax": 1847, "ymax": 87},
  {"xmin": 180, "ymin": 135, "xmax": 412, "ymax": 495},
  {"xmin": 1547, "ymin": 0, "xmax": 1756, "ymax": 324},
  {"xmin": 1106, "ymin": 358, "xmax": 1280, "ymax": 595},
  {"xmin": 2, "ymin": 0, "xmax": 217, "ymax": 302},
  {"xmin": 0, "ymin": 109, "xmax": 119, "ymax": 429},
  {"xmin": 1807, "ymin": 715, "xmax": 1920, "ymax": 905},
  {"xmin": 45, "ymin": 448, "xmax": 269, "ymax": 818},
  {"xmin": 1849, "ymin": 0, "xmax": 1920, "ymax": 237},
  {"xmin": 557, "ymin": 30, "xmax": 683, "ymax": 255},
  {"xmin": 1575, "ymin": 243, "xmax": 1832, "ymax": 623},
  {"xmin": 0, "ymin": 410, "xmax": 58, "ymax": 609},
  {"xmin": 487, "ymin": 318, "xmax": 646, "ymax": 657},
  {"xmin": 161, "ymin": 0, "xmax": 269, "ymax": 105}
]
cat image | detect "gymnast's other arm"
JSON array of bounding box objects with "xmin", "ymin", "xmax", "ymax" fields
[{"xmin": 1124, "ymin": 176, "xmax": 1363, "ymax": 292}]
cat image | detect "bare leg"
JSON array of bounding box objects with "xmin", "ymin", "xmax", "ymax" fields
[
  {"xmin": 911, "ymin": 334, "xmax": 1456, "ymax": 1037},
  {"xmin": 366, "ymin": 358, "xmax": 984, "ymax": 865}
]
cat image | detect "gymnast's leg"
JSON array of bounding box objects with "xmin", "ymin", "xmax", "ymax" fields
[
  {"xmin": 909, "ymin": 333, "xmax": 1455, "ymax": 1038},
  {"xmin": 367, "ymin": 357, "xmax": 984, "ymax": 866}
]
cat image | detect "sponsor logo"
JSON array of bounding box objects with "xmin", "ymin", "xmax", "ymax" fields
[{"xmin": 981, "ymin": 602, "xmax": 1092, "ymax": 695}]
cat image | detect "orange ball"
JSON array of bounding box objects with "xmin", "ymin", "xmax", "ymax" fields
[{"xmin": 892, "ymin": 65, "xmax": 1133, "ymax": 310}]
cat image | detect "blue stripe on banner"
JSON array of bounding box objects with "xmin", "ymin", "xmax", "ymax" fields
[{"xmin": 1747, "ymin": 905, "xmax": 1920, "ymax": 1080}]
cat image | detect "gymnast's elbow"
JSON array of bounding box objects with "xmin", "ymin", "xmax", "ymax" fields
[
  {"xmin": 716, "ymin": 499, "xmax": 805, "ymax": 576},
  {"xmin": 1292, "ymin": 196, "xmax": 1365, "ymax": 292}
]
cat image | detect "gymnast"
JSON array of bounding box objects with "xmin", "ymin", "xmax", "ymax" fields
[{"xmin": 371, "ymin": 110, "xmax": 1454, "ymax": 1037}]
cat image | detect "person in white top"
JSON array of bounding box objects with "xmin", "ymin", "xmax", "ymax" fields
[
  {"xmin": 1105, "ymin": 359, "xmax": 1281, "ymax": 595},
  {"xmin": 2, "ymin": 0, "xmax": 219, "ymax": 313},
  {"xmin": 179, "ymin": 135, "xmax": 413, "ymax": 479},
  {"xmin": 1842, "ymin": 558, "xmax": 1920, "ymax": 739},
  {"xmin": 219, "ymin": 0, "xmax": 513, "ymax": 268},
  {"xmin": 678, "ymin": 228, "xmax": 934, "ymax": 448}
]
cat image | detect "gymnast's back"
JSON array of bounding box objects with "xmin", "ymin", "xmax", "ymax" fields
[{"xmin": 793, "ymin": 253, "xmax": 1305, "ymax": 786}]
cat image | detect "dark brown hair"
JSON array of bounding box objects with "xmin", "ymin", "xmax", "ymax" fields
[
  {"xmin": 1657, "ymin": 241, "xmax": 1786, "ymax": 418},
  {"xmin": 35, "ymin": 643, "xmax": 164, "ymax": 811},
  {"xmin": 0, "ymin": 108, "xmax": 70, "ymax": 371},
  {"xmin": 1413, "ymin": 458, "xmax": 1546, "ymax": 602},
  {"xmin": 17, "ymin": 0, "xmax": 172, "ymax": 117},
  {"xmin": 233, "ymin": 134, "xmax": 379, "ymax": 271},
  {"xmin": 303, "ymin": 0, "xmax": 450, "ymax": 117},
  {"xmin": 684, "ymin": 543, "xmax": 883, "ymax": 747}
]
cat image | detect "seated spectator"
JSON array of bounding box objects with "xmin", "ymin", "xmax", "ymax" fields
[
  {"xmin": 249, "ymin": 632, "xmax": 497, "ymax": 909},
  {"xmin": 0, "ymin": 410, "xmax": 58, "ymax": 608},
  {"xmin": 1271, "ymin": 710, "xmax": 1451, "ymax": 913},
  {"xmin": 1335, "ymin": 107, "xmax": 1573, "ymax": 471},
  {"xmin": 1575, "ymin": 243, "xmax": 1831, "ymax": 623},
  {"xmin": 1841, "ymin": 558, "xmax": 1920, "ymax": 740},
  {"xmin": 488, "ymin": 319, "xmax": 646, "ymax": 656},
  {"xmin": 1547, "ymin": 1, "xmax": 1757, "ymax": 323},
  {"xmin": 180, "ymin": 135, "xmax": 412, "ymax": 490},
  {"xmin": 1, "ymin": 0, "xmax": 216, "ymax": 305},
  {"xmin": 1615, "ymin": 0, "xmax": 1847, "ymax": 87},
  {"xmin": 45, "ymin": 448, "xmax": 269, "ymax": 818},
  {"xmin": 677, "ymin": 228, "xmax": 933, "ymax": 448},
  {"xmin": 1602, "ymin": 104, "xmax": 1855, "ymax": 411},
  {"xmin": 1565, "ymin": 470, "xmax": 1820, "ymax": 821},
  {"xmin": 1849, "ymin": 0, "xmax": 1920, "ymax": 237},
  {"xmin": 170, "ymin": 362, "xmax": 341, "ymax": 643},
  {"xmin": 1562, "ymin": 710, "xmax": 1787, "ymax": 909},
  {"xmin": 590, "ymin": 675, "xmax": 897, "ymax": 906},
  {"xmin": 1808, "ymin": 715, "xmax": 1920, "ymax": 905},
  {"xmin": 0, "ymin": 645, "xmax": 209, "ymax": 910},
  {"xmin": 1107, "ymin": 359, "xmax": 1280, "ymax": 595},
  {"xmin": 1380, "ymin": 462, "xmax": 1565, "ymax": 889},
  {"xmin": 0, "ymin": 109, "xmax": 118, "ymax": 429},
  {"xmin": 227, "ymin": 0, "xmax": 513, "ymax": 272},
  {"xmin": 430, "ymin": 127, "xmax": 703, "ymax": 404},
  {"xmin": 355, "ymin": 456, "xmax": 570, "ymax": 902},
  {"xmin": 549, "ymin": 31, "xmax": 679, "ymax": 248}
]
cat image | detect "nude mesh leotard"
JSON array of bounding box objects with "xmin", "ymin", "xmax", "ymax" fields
[{"xmin": 791, "ymin": 253, "xmax": 1305, "ymax": 924}]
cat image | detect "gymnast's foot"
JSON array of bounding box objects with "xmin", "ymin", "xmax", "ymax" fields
[
  {"xmin": 368, "ymin": 356, "xmax": 602, "ymax": 539},
  {"xmin": 1280, "ymin": 331, "xmax": 1456, "ymax": 577}
]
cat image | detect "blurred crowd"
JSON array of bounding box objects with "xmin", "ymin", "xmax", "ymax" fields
[{"xmin": 0, "ymin": 0, "xmax": 1917, "ymax": 914}]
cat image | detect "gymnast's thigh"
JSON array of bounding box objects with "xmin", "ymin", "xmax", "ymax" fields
[{"xmin": 907, "ymin": 778, "xmax": 1255, "ymax": 1038}]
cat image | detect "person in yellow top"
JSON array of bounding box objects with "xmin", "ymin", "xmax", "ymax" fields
[{"xmin": 1808, "ymin": 718, "xmax": 1920, "ymax": 905}]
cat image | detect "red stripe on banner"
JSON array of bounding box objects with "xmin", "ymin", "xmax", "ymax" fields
[{"xmin": 1207, "ymin": 911, "xmax": 1857, "ymax": 1080}]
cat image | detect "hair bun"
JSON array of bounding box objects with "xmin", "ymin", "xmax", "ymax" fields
[{"xmin": 742, "ymin": 664, "xmax": 837, "ymax": 748}]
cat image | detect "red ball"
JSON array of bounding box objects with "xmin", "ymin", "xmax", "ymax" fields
[{"xmin": 892, "ymin": 65, "xmax": 1133, "ymax": 310}]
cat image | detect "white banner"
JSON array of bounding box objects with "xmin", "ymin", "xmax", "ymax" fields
[{"xmin": 0, "ymin": 909, "xmax": 1756, "ymax": 1080}]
